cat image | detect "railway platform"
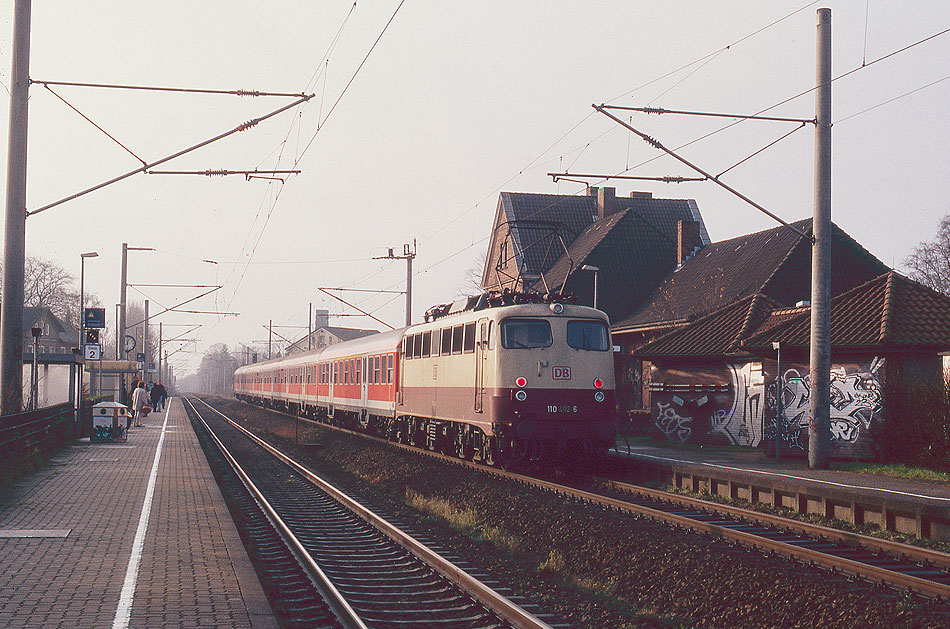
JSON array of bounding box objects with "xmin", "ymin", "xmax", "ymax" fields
[
  {"xmin": 613, "ymin": 439, "xmax": 950, "ymax": 541},
  {"xmin": 0, "ymin": 397, "xmax": 276, "ymax": 628}
]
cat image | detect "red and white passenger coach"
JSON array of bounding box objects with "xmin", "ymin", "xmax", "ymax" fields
[{"xmin": 234, "ymin": 295, "xmax": 617, "ymax": 465}]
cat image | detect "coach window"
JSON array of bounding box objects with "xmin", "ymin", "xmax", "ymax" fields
[
  {"xmin": 356, "ymin": 358, "xmax": 362, "ymax": 384},
  {"xmin": 501, "ymin": 319, "xmax": 553, "ymax": 349},
  {"xmin": 463, "ymin": 322, "xmax": 476, "ymax": 353},
  {"xmin": 441, "ymin": 328, "xmax": 452, "ymax": 355},
  {"xmin": 421, "ymin": 331, "xmax": 431, "ymax": 357},
  {"xmin": 387, "ymin": 354, "xmax": 394, "ymax": 383},
  {"xmin": 451, "ymin": 325, "xmax": 464, "ymax": 355}
]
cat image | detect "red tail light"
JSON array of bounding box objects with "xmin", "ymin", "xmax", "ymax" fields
[
  {"xmin": 516, "ymin": 377, "xmax": 527, "ymax": 388},
  {"xmin": 593, "ymin": 378, "xmax": 604, "ymax": 389}
]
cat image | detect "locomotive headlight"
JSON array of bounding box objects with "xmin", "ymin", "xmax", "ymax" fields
[
  {"xmin": 550, "ymin": 302, "xmax": 564, "ymax": 314},
  {"xmin": 594, "ymin": 391, "xmax": 606, "ymax": 403},
  {"xmin": 515, "ymin": 377, "xmax": 527, "ymax": 388},
  {"xmin": 593, "ymin": 378, "xmax": 604, "ymax": 389},
  {"xmin": 515, "ymin": 390, "xmax": 528, "ymax": 402}
]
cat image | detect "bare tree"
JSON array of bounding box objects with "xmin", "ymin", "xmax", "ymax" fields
[
  {"xmin": 905, "ymin": 213, "xmax": 950, "ymax": 295},
  {"xmin": 455, "ymin": 250, "xmax": 487, "ymax": 298},
  {"xmin": 0, "ymin": 255, "xmax": 101, "ymax": 327}
]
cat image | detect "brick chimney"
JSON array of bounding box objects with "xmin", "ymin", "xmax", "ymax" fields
[
  {"xmin": 595, "ymin": 186, "xmax": 616, "ymax": 220},
  {"xmin": 677, "ymin": 219, "xmax": 702, "ymax": 266}
]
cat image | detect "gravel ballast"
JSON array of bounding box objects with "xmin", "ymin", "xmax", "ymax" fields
[{"xmin": 205, "ymin": 398, "xmax": 950, "ymax": 628}]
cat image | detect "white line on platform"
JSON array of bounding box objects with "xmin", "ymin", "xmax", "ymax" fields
[
  {"xmin": 112, "ymin": 402, "xmax": 172, "ymax": 629},
  {"xmin": 619, "ymin": 449, "xmax": 950, "ymax": 503}
]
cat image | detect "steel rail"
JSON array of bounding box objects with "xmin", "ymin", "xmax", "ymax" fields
[
  {"xmin": 522, "ymin": 477, "xmax": 950, "ymax": 600},
  {"xmin": 195, "ymin": 397, "xmax": 553, "ymax": 629},
  {"xmin": 184, "ymin": 397, "xmax": 367, "ymax": 629},
  {"xmin": 595, "ymin": 477, "xmax": 950, "ymax": 571},
  {"xmin": 226, "ymin": 398, "xmax": 949, "ymax": 600}
]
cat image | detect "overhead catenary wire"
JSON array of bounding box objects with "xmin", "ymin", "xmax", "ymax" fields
[
  {"xmin": 221, "ymin": 1, "xmax": 407, "ymax": 320},
  {"xmin": 415, "ymin": 1, "xmax": 822, "ymax": 251}
]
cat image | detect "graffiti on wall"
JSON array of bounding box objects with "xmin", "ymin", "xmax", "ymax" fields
[
  {"xmin": 655, "ymin": 398, "xmax": 694, "ymax": 442},
  {"xmin": 710, "ymin": 363, "xmax": 764, "ymax": 446},
  {"xmin": 652, "ymin": 363, "xmax": 765, "ymax": 446},
  {"xmin": 777, "ymin": 357, "xmax": 884, "ymax": 451}
]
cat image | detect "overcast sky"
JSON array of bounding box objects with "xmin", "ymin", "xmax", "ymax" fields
[{"xmin": 1, "ymin": 1, "xmax": 948, "ymax": 376}]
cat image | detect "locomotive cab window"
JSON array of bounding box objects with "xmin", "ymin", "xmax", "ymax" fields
[
  {"xmin": 413, "ymin": 333, "xmax": 423, "ymax": 359},
  {"xmin": 567, "ymin": 320, "xmax": 610, "ymax": 351},
  {"xmin": 501, "ymin": 319, "xmax": 553, "ymax": 349},
  {"xmin": 405, "ymin": 335, "xmax": 414, "ymax": 359},
  {"xmin": 421, "ymin": 331, "xmax": 431, "ymax": 357}
]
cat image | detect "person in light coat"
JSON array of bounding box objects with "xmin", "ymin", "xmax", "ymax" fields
[{"xmin": 132, "ymin": 381, "xmax": 149, "ymax": 427}]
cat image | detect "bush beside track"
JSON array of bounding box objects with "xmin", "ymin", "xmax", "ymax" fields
[{"xmin": 206, "ymin": 396, "xmax": 950, "ymax": 629}]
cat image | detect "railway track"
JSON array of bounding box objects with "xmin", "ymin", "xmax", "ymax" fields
[
  {"xmin": 185, "ymin": 396, "xmax": 559, "ymax": 629},
  {"xmin": 544, "ymin": 475, "xmax": 950, "ymax": 600},
  {"xmin": 215, "ymin": 396, "xmax": 950, "ymax": 602}
]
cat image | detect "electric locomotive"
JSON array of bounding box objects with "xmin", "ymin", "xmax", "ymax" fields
[{"xmin": 234, "ymin": 293, "xmax": 617, "ymax": 466}]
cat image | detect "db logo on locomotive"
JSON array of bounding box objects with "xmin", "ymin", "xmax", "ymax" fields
[{"xmin": 552, "ymin": 366, "xmax": 571, "ymax": 380}]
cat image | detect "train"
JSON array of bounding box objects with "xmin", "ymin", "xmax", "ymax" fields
[{"xmin": 233, "ymin": 293, "xmax": 617, "ymax": 467}]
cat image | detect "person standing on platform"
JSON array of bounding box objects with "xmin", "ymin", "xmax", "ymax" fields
[
  {"xmin": 132, "ymin": 381, "xmax": 149, "ymax": 427},
  {"xmin": 151, "ymin": 381, "xmax": 167, "ymax": 412}
]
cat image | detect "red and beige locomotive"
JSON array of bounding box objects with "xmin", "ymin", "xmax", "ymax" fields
[{"xmin": 233, "ymin": 293, "xmax": 617, "ymax": 466}]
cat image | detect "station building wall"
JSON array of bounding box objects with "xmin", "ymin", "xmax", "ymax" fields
[{"xmin": 646, "ymin": 355, "xmax": 890, "ymax": 460}]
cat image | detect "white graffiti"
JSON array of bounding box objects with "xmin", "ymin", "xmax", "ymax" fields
[
  {"xmin": 655, "ymin": 401, "xmax": 692, "ymax": 442},
  {"xmin": 710, "ymin": 363, "xmax": 765, "ymax": 447},
  {"xmin": 779, "ymin": 358, "xmax": 884, "ymax": 449}
]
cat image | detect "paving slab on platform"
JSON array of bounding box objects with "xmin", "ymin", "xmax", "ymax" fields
[{"xmin": 0, "ymin": 398, "xmax": 277, "ymax": 628}]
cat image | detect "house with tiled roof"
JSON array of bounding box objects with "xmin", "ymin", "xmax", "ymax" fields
[
  {"xmin": 610, "ymin": 219, "xmax": 889, "ymax": 414},
  {"xmin": 634, "ymin": 271, "xmax": 950, "ymax": 459},
  {"xmin": 285, "ymin": 309, "xmax": 378, "ymax": 355},
  {"xmin": 20, "ymin": 307, "xmax": 81, "ymax": 408},
  {"xmin": 480, "ymin": 186, "xmax": 709, "ymax": 325}
]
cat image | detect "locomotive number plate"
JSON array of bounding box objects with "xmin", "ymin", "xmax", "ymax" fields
[
  {"xmin": 547, "ymin": 405, "xmax": 578, "ymax": 413},
  {"xmin": 552, "ymin": 366, "xmax": 571, "ymax": 380}
]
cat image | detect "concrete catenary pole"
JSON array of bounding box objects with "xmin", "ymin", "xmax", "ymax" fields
[
  {"xmin": 142, "ymin": 300, "xmax": 149, "ymax": 383},
  {"xmin": 809, "ymin": 7, "xmax": 832, "ymax": 469},
  {"xmin": 0, "ymin": 0, "xmax": 31, "ymax": 414}
]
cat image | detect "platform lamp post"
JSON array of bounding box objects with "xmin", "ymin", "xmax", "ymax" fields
[
  {"xmin": 773, "ymin": 341, "xmax": 783, "ymax": 461},
  {"xmin": 77, "ymin": 252, "xmax": 97, "ymax": 422},
  {"xmin": 581, "ymin": 265, "xmax": 600, "ymax": 310},
  {"xmin": 29, "ymin": 327, "xmax": 41, "ymax": 410}
]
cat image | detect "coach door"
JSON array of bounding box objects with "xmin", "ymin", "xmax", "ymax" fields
[{"xmin": 474, "ymin": 319, "xmax": 488, "ymax": 412}]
